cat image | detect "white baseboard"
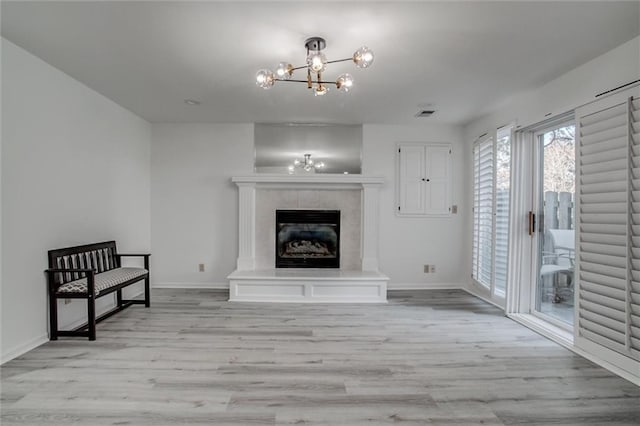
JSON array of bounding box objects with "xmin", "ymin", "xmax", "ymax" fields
[
  {"xmin": 1, "ymin": 333, "xmax": 48, "ymax": 365},
  {"xmin": 153, "ymin": 282, "xmax": 229, "ymax": 290},
  {"xmin": 388, "ymin": 282, "xmax": 462, "ymax": 290},
  {"xmin": 461, "ymin": 286, "xmax": 506, "ymax": 310}
]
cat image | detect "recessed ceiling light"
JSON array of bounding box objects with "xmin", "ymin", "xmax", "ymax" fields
[{"xmin": 184, "ymin": 99, "xmax": 201, "ymax": 105}]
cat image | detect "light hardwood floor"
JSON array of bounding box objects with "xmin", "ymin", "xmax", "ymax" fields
[{"xmin": 2, "ymin": 289, "xmax": 639, "ymax": 425}]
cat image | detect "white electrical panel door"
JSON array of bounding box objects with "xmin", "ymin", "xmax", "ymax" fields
[
  {"xmin": 397, "ymin": 143, "xmax": 452, "ymax": 217},
  {"xmin": 398, "ymin": 144, "xmax": 426, "ymax": 215},
  {"xmin": 425, "ymin": 146, "xmax": 452, "ymax": 215}
]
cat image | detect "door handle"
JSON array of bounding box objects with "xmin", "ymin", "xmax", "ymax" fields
[{"xmin": 528, "ymin": 211, "xmax": 536, "ymax": 236}]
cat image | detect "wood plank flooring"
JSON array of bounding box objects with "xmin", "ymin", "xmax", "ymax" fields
[{"xmin": 2, "ymin": 289, "xmax": 639, "ymax": 425}]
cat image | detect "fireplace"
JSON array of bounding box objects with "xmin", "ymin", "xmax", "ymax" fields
[
  {"xmin": 229, "ymin": 175, "xmax": 388, "ymax": 302},
  {"xmin": 276, "ymin": 210, "xmax": 340, "ymax": 268}
]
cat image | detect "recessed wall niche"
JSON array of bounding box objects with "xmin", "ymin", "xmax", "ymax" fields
[{"xmin": 254, "ymin": 123, "xmax": 362, "ymax": 174}]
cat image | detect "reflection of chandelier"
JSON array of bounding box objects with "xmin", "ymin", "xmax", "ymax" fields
[
  {"xmin": 288, "ymin": 154, "xmax": 325, "ymax": 174},
  {"xmin": 256, "ymin": 37, "xmax": 374, "ymax": 96}
]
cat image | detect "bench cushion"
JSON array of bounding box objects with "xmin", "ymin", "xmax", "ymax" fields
[{"xmin": 57, "ymin": 267, "xmax": 148, "ymax": 295}]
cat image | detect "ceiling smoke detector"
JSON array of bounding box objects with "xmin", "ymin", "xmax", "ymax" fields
[{"xmin": 415, "ymin": 110, "xmax": 436, "ymax": 118}]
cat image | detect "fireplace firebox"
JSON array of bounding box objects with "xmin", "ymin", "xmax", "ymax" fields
[{"xmin": 275, "ymin": 210, "xmax": 340, "ymax": 268}]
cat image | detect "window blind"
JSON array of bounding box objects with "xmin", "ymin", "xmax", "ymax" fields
[
  {"xmin": 577, "ymin": 90, "xmax": 640, "ymax": 361},
  {"xmin": 473, "ymin": 136, "xmax": 494, "ymax": 286},
  {"xmin": 494, "ymin": 131, "xmax": 511, "ymax": 293}
]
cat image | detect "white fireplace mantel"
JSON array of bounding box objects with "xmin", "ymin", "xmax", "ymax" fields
[
  {"xmin": 231, "ymin": 174, "xmax": 385, "ymax": 189},
  {"xmin": 228, "ymin": 174, "xmax": 388, "ymax": 303}
]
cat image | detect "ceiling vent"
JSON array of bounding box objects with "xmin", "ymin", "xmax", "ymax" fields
[{"xmin": 415, "ymin": 110, "xmax": 436, "ymax": 118}]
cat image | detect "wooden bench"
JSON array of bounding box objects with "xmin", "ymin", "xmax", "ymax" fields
[{"xmin": 45, "ymin": 241, "xmax": 150, "ymax": 340}]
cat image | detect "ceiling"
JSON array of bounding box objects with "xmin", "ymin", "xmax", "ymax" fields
[{"xmin": 2, "ymin": 1, "xmax": 638, "ymax": 125}]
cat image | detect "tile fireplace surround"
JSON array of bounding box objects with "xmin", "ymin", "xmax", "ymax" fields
[{"xmin": 227, "ymin": 174, "xmax": 389, "ymax": 303}]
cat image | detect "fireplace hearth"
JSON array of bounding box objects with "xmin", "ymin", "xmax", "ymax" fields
[{"xmin": 276, "ymin": 210, "xmax": 340, "ymax": 268}]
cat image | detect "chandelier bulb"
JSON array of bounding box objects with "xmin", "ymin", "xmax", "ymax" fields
[
  {"xmin": 255, "ymin": 69, "xmax": 275, "ymax": 89},
  {"xmin": 307, "ymin": 52, "xmax": 327, "ymax": 73},
  {"xmin": 353, "ymin": 46, "xmax": 374, "ymax": 68},
  {"xmin": 314, "ymin": 85, "xmax": 328, "ymax": 96},
  {"xmin": 336, "ymin": 73, "xmax": 354, "ymax": 92},
  {"xmin": 276, "ymin": 62, "xmax": 293, "ymax": 80}
]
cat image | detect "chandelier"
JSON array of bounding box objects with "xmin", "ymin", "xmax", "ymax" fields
[
  {"xmin": 288, "ymin": 154, "xmax": 325, "ymax": 174},
  {"xmin": 256, "ymin": 37, "xmax": 374, "ymax": 96}
]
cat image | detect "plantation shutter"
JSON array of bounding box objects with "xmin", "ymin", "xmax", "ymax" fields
[
  {"xmin": 576, "ymin": 86, "xmax": 640, "ymax": 361},
  {"xmin": 629, "ymin": 95, "xmax": 640, "ymax": 358},
  {"xmin": 494, "ymin": 130, "xmax": 511, "ymax": 292},
  {"xmin": 472, "ymin": 136, "xmax": 494, "ymax": 286}
]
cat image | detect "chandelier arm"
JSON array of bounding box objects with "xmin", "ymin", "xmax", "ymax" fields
[
  {"xmin": 325, "ymin": 58, "xmax": 354, "ymax": 65},
  {"xmin": 275, "ymin": 79, "xmax": 339, "ymax": 86}
]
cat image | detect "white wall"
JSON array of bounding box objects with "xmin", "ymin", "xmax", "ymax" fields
[
  {"xmin": 363, "ymin": 123, "xmax": 468, "ymax": 288},
  {"xmin": 150, "ymin": 123, "xmax": 254, "ymax": 287},
  {"xmin": 1, "ymin": 39, "xmax": 151, "ymax": 362},
  {"xmin": 465, "ymin": 36, "xmax": 640, "ymax": 140},
  {"xmin": 152, "ymin": 122, "xmax": 467, "ymax": 289}
]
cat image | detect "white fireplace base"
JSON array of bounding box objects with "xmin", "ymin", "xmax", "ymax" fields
[{"xmin": 228, "ymin": 269, "xmax": 388, "ymax": 303}]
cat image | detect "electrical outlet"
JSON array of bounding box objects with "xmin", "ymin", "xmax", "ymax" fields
[
  {"xmin": 424, "ymin": 265, "xmax": 430, "ymax": 273},
  {"xmin": 451, "ymin": 205, "xmax": 458, "ymax": 214},
  {"xmin": 431, "ymin": 265, "xmax": 436, "ymax": 273},
  {"xmin": 199, "ymin": 263, "xmax": 205, "ymax": 272}
]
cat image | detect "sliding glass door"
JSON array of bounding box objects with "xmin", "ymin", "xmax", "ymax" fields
[{"xmin": 533, "ymin": 122, "xmax": 576, "ymax": 327}]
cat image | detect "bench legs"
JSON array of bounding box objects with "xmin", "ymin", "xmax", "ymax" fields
[
  {"xmin": 49, "ymin": 290, "xmax": 59, "ymax": 341},
  {"xmin": 144, "ymin": 256, "xmax": 151, "ymax": 308},
  {"xmin": 47, "ymin": 277, "xmax": 148, "ymax": 341},
  {"xmin": 144, "ymin": 276, "xmax": 151, "ymax": 308},
  {"xmin": 87, "ymin": 296, "xmax": 96, "ymax": 341}
]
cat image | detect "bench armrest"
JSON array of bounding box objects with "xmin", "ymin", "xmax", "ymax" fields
[
  {"xmin": 45, "ymin": 268, "xmax": 96, "ymax": 294},
  {"xmin": 115, "ymin": 253, "xmax": 150, "ymax": 270}
]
